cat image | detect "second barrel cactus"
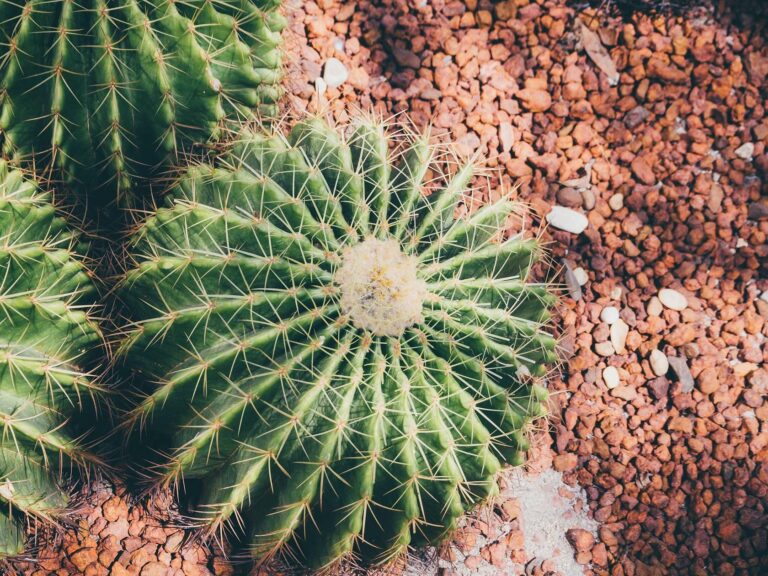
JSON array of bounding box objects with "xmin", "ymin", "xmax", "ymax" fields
[
  {"xmin": 0, "ymin": 0, "xmax": 286, "ymax": 204},
  {"xmin": 118, "ymin": 117, "xmax": 557, "ymax": 570},
  {"xmin": 0, "ymin": 161, "xmax": 105, "ymax": 559}
]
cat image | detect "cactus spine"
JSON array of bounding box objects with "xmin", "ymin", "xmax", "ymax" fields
[
  {"xmin": 118, "ymin": 118, "xmax": 557, "ymax": 570},
  {"xmin": 0, "ymin": 160, "xmax": 105, "ymax": 559},
  {"xmin": 0, "ymin": 0, "xmax": 286, "ymax": 203}
]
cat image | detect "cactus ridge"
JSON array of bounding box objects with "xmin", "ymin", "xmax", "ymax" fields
[
  {"xmin": 119, "ymin": 118, "xmax": 557, "ymax": 570},
  {"xmin": 0, "ymin": 0, "xmax": 286, "ymax": 203},
  {"xmin": 0, "ymin": 160, "xmax": 105, "ymax": 559}
]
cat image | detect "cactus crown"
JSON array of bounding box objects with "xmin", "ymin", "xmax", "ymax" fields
[
  {"xmin": 0, "ymin": 160, "xmax": 105, "ymax": 559},
  {"xmin": 0, "ymin": 0, "xmax": 286, "ymax": 203},
  {"xmin": 118, "ymin": 117, "xmax": 557, "ymax": 571}
]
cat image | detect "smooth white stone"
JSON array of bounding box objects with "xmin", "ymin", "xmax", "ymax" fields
[
  {"xmin": 602, "ymin": 366, "xmax": 620, "ymax": 389},
  {"xmin": 546, "ymin": 206, "xmax": 589, "ymax": 234},
  {"xmin": 658, "ymin": 288, "xmax": 688, "ymax": 311},
  {"xmin": 573, "ymin": 267, "xmax": 589, "ymax": 286},
  {"xmin": 649, "ymin": 349, "xmax": 669, "ymax": 376},
  {"xmin": 735, "ymin": 142, "xmax": 754, "ymax": 160},
  {"xmin": 323, "ymin": 58, "xmax": 349, "ymax": 89},
  {"xmin": 610, "ymin": 319, "xmax": 629, "ymax": 354},
  {"xmin": 600, "ymin": 306, "xmax": 620, "ymax": 325}
]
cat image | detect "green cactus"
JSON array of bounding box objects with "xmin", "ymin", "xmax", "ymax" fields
[
  {"xmin": 0, "ymin": 0, "xmax": 286, "ymax": 204},
  {"xmin": 119, "ymin": 118, "xmax": 557, "ymax": 570},
  {"xmin": 0, "ymin": 161, "xmax": 105, "ymax": 559}
]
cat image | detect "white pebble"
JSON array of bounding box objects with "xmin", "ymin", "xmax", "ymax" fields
[
  {"xmin": 658, "ymin": 288, "xmax": 688, "ymax": 311},
  {"xmin": 573, "ymin": 267, "xmax": 589, "ymax": 286},
  {"xmin": 647, "ymin": 296, "xmax": 663, "ymax": 316},
  {"xmin": 736, "ymin": 238, "xmax": 748, "ymax": 248},
  {"xmin": 735, "ymin": 142, "xmax": 754, "ymax": 160},
  {"xmin": 333, "ymin": 37, "xmax": 345, "ymax": 53},
  {"xmin": 649, "ymin": 349, "xmax": 669, "ymax": 376},
  {"xmin": 602, "ymin": 366, "xmax": 620, "ymax": 389},
  {"xmin": 323, "ymin": 58, "xmax": 349, "ymax": 89},
  {"xmin": 610, "ymin": 287, "xmax": 622, "ymax": 300},
  {"xmin": 761, "ymin": 291, "xmax": 768, "ymax": 303},
  {"xmin": 600, "ymin": 306, "xmax": 620, "ymax": 325},
  {"xmin": 610, "ymin": 319, "xmax": 629, "ymax": 354},
  {"xmin": 608, "ymin": 193, "xmax": 624, "ymax": 211},
  {"xmin": 315, "ymin": 77, "xmax": 327, "ymax": 96},
  {"xmin": 546, "ymin": 206, "xmax": 589, "ymax": 234}
]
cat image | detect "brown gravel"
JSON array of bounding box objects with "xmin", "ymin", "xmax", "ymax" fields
[
  {"xmin": 11, "ymin": 481, "xmax": 230, "ymax": 576},
  {"xmin": 16, "ymin": 0, "xmax": 768, "ymax": 574}
]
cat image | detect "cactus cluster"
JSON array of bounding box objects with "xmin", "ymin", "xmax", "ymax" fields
[
  {"xmin": 0, "ymin": 0, "xmax": 286, "ymax": 203},
  {"xmin": 118, "ymin": 118, "xmax": 557, "ymax": 570},
  {"xmin": 0, "ymin": 161, "xmax": 104, "ymax": 559}
]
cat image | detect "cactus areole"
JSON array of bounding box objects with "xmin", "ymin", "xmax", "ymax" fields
[
  {"xmin": 0, "ymin": 0, "xmax": 286, "ymax": 203},
  {"xmin": 120, "ymin": 118, "xmax": 557, "ymax": 570}
]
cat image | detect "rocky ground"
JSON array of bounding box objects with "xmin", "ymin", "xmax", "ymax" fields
[{"xmin": 11, "ymin": 0, "xmax": 768, "ymax": 575}]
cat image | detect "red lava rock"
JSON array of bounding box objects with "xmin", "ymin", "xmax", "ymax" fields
[
  {"xmin": 630, "ymin": 156, "xmax": 656, "ymax": 185},
  {"xmin": 516, "ymin": 88, "xmax": 552, "ymax": 112},
  {"xmin": 69, "ymin": 548, "xmax": 98, "ymax": 572},
  {"xmin": 554, "ymin": 452, "xmax": 578, "ymax": 471},
  {"xmin": 566, "ymin": 528, "xmax": 595, "ymax": 552},
  {"xmin": 647, "ymin": 57, "xmax": 689, "ymax": 84}
]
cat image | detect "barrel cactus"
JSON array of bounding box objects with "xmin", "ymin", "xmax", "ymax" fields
[
  {"xmin": 0, "ymin": 161, "xmax": 105, "ymax": 559},
  {"xmin": 118, "ymin": 118, "xmax": 556, "ymax": 570},
  {"xmin": 0, "ymin": 0, "xmax": 286, "ymax": 204}
]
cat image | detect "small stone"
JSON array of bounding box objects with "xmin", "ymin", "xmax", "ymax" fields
[
  {"xmin": 516, "ymin": 88, "xmax": 552, "ymax": 112},
  {"xmin": 455, "ymin": 132, "xmax": 480, "ymax": 157},
  {"xmin": 610, "ymin": 319, "xmax": 629, "ymax": 354},
  {"xmin": 573, "ymin": 267, "xmax": 589, "ymax": 286},
  {"xmin": 70, "ymin": 548, "xmax": 98, "ymax": 572},
  {"xmin": 556, "ymin": 187, "xmax": 582, "ymax": 208},
  {"xmin": 625, "ymin": 106, "xmax": 650, "ymax": 129},
  {"xmin": 735, "ymin": 142, "xmax": 755, "ymax": 160},
  {"xmin": 668, "ymin": 356, "xmax": 695, "ymax": 393},
  {"xmin": 717, "ymin": 522, "xmax": 743, "ymax": 545},
  {"xmin": 595, "ymin": 341, "xmax": 615, "ymax": 357},
  {"xmin": 323, "ymin": 58, "xmax": 348, "ymax": 88},
  {"xmin": 612, "ymin": 385, "xmax": 637, "ymax": 400},
  {"xmin": 392, "ymin": 47, "xmax": 420, "ymax": 69},
  {"xmin": 164, "ymin": 531, "xmax": 184, "ymax": 554},
  {"xmin": 141, "ymin": 563, "xmax": 170, "ymax": 576},
  {"xmin": 563, "ymin": 259, "xmax": 582, "ymax": 301},
  {"xmin": 669, "ymin": 416, "xmax": 694, "ymax": 434},
  {"xmin": 602, "ymin": 366, "xmax": 620, "ymax": 389},
  {"xmin": 647, "ymin": 297, "xmax": 663, "ymax": 316},
  {"xmin": 600, "ymin": 306, "xmax": 620, "ymax": 325},
  {"xmin": 748, "ymin": 200, "xmax": 768, "ymax": 220},
  {"xmin": 650, "ymin": 349, "xmax": 669, "ymax": 376},
  {"xmin": 499, "ymin": 122, "xmax": 515, "ymax": 152},
  {"xmin": 553, "ymin": 453, "xmax": 578, "ymax": 471},
  {"xmin": 546, "ymin": 206, "xmax": 589, "ymax": 234},
  {"xmin": 566, "ymin": 528, "xmax": 595, "ymax": 552},
  {"xmin": 315, "ymin": 77, "xmax": 327, "ymax": 96},
  {"xmin": 698, "ymin": 367, "xmax": 720, "ymax": 394},
  {"xmin": 631, "ymin": 156, "xmax": 656, "ymax": 185},
  {"xmin": 608, "ymin": 193, "xmax": 624, "ymax": 211},
  {"xmin": 102, "ymin": 497, "xmax": 125, "ymax": 522},
  {"xmin": 658, "ymin": 288, "xmax": 688, "ymax": 311}
]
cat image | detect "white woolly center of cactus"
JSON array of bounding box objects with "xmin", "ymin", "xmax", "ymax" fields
[{"xmin": 335, "ymin": 238, "xmax": 427, "ymax": 337}]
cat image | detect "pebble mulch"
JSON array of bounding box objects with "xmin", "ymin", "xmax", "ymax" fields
[{"xmin": 14, "ymin": 0, "xmax": 768, "ymax": 575}]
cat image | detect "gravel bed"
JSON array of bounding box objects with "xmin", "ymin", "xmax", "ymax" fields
[{"xmin": 13, "ymin": 0, "xmax": 768, "ymax": 575}]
